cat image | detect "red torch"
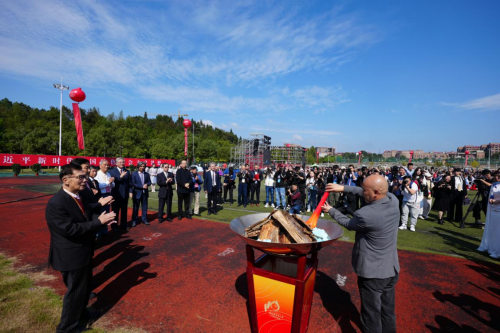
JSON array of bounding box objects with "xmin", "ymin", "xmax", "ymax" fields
[
  {"xmin": 69, "ymin": 87, "xmax": 86, "ymax": 150},
  {"xmin": 465, "ymin": 150, "xmax": 470, "ymax": 166},
  {"xmin": 358, "ymin": 151, "xmax": 362, "ymax": 166},
  {"xmin": 409, "ymin": 150, "xmax": 414, "ymax": 163},
  {"xmin": 183, "ymin": 119, "xmax": 192, "ymax": 157}
]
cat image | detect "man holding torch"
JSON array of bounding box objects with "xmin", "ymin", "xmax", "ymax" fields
[{"xmin": 322, "ymin": 174, "xmax": 400, "ymax": 333}]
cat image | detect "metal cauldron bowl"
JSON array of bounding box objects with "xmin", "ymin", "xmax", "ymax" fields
[{"xmin": 230, "ymin": 213, "xmax": 344, "ymax": 256}]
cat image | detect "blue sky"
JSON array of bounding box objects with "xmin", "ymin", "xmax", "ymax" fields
[{"xmin": 0, "ymin": 0, "xmax": 499, "ymax": 153}]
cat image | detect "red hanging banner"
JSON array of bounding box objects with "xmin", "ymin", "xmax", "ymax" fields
[{"xmin": 72, "ymin": 103, "xmax": 85, "ymax": 150}]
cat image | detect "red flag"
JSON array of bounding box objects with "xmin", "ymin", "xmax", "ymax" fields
[{"xmin": 72, "ymin": 103, "xmax": 85, "ymax": 150}]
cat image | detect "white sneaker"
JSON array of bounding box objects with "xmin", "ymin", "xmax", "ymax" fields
[
  {"xmin": 410, "ymin": 225, "xmax": 415, "ymax": 232},
  {"xmin": 307, "ymin": 209, "xmax": 311, "ymax": 212},
  {"xmin": 321, "ymin": 213, "xmax": 324, "ymax": 217},
  {"xmin": 399, "ymin": 225, "xmax": 407, "ymax": 230},
  {"xmin": 271, "ymin": 204, "xmax": 275, "ymax": 208},
  {"xmin": 264, "ymin": 204, "xmax": 269, "ymax": 208}
]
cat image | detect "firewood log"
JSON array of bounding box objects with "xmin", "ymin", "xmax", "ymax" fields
[{"xmin": 271, "ymin": 210, "xmax": 313, "ymax": 243}]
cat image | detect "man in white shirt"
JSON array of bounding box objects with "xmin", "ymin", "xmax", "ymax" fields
[{"xmin": 399, "ymin": 175, "xmax": 419, "ymax": 232}]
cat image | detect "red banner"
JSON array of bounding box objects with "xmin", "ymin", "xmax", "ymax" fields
[
  {"xmin": 72, "ymin": 103, "xmax": 85, "ymax": 150},
  {"xmin": 184, "ymin": 128, "xmax": 188, "ymax": 156},
  {"xmin": 0, "ymin": 153, "xmax": 175, "ymax": 168}
]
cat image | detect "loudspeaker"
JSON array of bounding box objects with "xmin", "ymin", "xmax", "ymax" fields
[
  {"xmin": 253, "ymin": 139, "xmax": 259, "ymax": 156},
  {"xmin": 263, "ymin": 149, "xmax": 271, "ymax": 165}
]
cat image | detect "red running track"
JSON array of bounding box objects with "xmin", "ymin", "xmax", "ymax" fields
[{"xmin": 0, "ymin": 191, "xmax": 499, "ymax": 332}]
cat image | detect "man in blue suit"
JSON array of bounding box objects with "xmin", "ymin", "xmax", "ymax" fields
[
  {"xmin": 109, "ymin": 157, "xmax": 132, "ymax": 231},
  {"xmin": 131, "ymin": 162, "xmax": 151, "ymax": 226},
  {"xmin": 204, "ymin": 162, "xmax": 221, "ymax": 215}
]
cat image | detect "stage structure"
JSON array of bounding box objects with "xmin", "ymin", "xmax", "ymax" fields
[{"xmin": 230, "ymin": 134, "xmax": 304, "ymax": 168}]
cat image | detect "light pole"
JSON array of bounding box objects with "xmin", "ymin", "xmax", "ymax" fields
[
  {"xmin": 53, "ymin": 79, "xmax": 69, "ymax": 171},
  {"xmin": 192, "ymin": 121, "xmax": 195, "ymax": 164}
]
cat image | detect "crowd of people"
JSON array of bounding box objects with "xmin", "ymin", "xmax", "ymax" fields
[{"xmin": 44, "ymin": 157, "xmax": 499, "ymax": 332}]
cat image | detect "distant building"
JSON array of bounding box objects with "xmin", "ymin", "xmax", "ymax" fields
[
  {"xmin": 456, "ymin": 142, "xmax": 499, "ymax": 159},
  {"xmin": 316, "ymin": 146, "xmax": 336, "ymax": 158}
]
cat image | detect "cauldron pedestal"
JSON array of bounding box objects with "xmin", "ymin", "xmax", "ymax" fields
[{"xmin": 246, "ymin": 245, "xmax": 318, "ymax": 333}]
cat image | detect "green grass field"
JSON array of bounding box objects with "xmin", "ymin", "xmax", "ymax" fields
[{"xmin": 143, "ymin": 185, "xmax": 497, "ymax": 264}]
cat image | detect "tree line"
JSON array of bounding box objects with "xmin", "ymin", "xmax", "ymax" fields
[{"xmin": 0, "ymin": 98, "xmax": 239, "ymax": 162}]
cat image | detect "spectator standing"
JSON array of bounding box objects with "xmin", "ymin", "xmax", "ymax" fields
[
  {"xmin": 249, "ymin": 165, "xmax": 263, "ymax": 206},
  {"xmin": 237, "ymin": 165, "xmax": 250, "ymax": 208},
  {"xmin": 157, "ymin": 163, "xmax": 175, "ymax": 223},
  {"xmin": 130, "ymin": 162, "xmax": 151, "ymax": 226},
  {"xmin": 148, "ymin": 163, "xmax": 158, "ymax": 192},
  {"xmin": 306, "ymin": 171, "xmax": 318, "ymax": 212},
  {"xmin": 264, "ymin": 168, "xmax": 275, "ymax": 208},
  {"xmin": 288, "ymin": 184, "xmax": 302, "ymax": 214},
  {"xmin": 204, "ymin": 163, "xmax": 221, "ymax": 215},
  {"xmin": 399, "ymin": 175, "xmax": 419, "ymax": 232},
  {"xmin": 190, "ymin": 165, "xmax": 203, "ymax": 216},
  {"xmin": 274, "ymin": 164, "xmax": 287, "ymax": 209},
  {"xmin": 432, "ymin": 175, "xmax": 452, "ymax": 225},
  {"xmin": 477, "ymin": 172, "xmax": 500, "ymax": 258},
  {"xmin": 95, "ymin": 159, "xmax": 115, "ymax": 237},
  {"xmin": 108, "ymin": 157, "xmax": 131, "ymax": 231},
  {"xmin": 223, "ymin": 166, "xmax": 236, "ymax": 204},
  {"xmin": 421, "ymin": 171, "xmax": 434, "ymax": 219},
  {"xmin": 448, "ymin": 169, "xmax": 467, "ymax": 222},
  {"xmin": 176, "ymin": 160, "xmax": 193, "ymax": 220}
]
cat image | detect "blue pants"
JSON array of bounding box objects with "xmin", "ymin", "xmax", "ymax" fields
[
  {"xmin": 132, "ymin": 193, "xmax": 148, "ymax": 222},
  {"xmin": 238, "ymin": 183, "xmax": 248, "ymax": 206},
  {"xmin": 265, "ymin": 186, "xmax": 274, "ymax": 205},
  {"xmin": 308, "ymin": 189, "xmax": 318, "ymax": 211},
  {"xmin": 275, "ymin": 187, "xmax": 286, "ymax": 208},
  {"xmin": 289, "ymin": 204, "xmax": 302, "ymax": 214}
]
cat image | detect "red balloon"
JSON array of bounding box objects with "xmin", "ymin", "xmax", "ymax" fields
[
  {"xmin": 183, "ymin": 119, "xmax": 192, "ymax": 128},
  {"xmin": 465, "ymin": 150, "xmax": 470, "ymax": 155},
  {"xmin": 286, "ymin": 144, "xmax": 291, "ymax": 147},
  {"xmin": 410, "ymin": 150, "xmax": 414, "ymax": 154},
  {"xmin": 69, "ymin": 87, "xmax": 86, "ymax": 103}
]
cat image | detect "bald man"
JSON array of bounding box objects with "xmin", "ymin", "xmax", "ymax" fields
[{"xmin": 322, "ymin": 174, "xmax": 400, "ymax": 333}]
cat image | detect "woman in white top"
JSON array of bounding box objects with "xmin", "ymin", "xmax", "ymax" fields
[
  {"xmin": 305, "ymin": 171, "xmax": 318, "ymax": 212},
  {"xmin": 478, "ymin": 173, "xmax": 500, "ymax": 259},
  {"xmin": 148, "ymin": 163, "xmax": 158, "ymax": 192},
  {"xmin": 95, "ymin": 159, "xmax": 114, "ymax": 237},
  {"xmin": 399, "ymin": 175, "xmax": 419, "ymax": 232},
  {"xmin": 264, "ymin": 168, "xmax": 275, "ymax": 208}
]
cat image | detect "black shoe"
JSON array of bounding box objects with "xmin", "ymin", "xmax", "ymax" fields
[
  {"xmin": 158, "ymin": 219, "xmax": 164, "ymax": 224},
  {"xmin": 131, "ymin": 221, "xmax": 137, "ymax": 227},
  {"xmin": 167, "ymin": 218, "xmax": 173, "ymax": 222},
  {"xmin": 207, "ymin": 212, "xmax": 212, "ymax": 215},
  {"xmin": 178, "ymin": 216, "xmax": 182, "ymax": 221},
  {"xmin": 438, "ymin": 219, "xmax": 444, "ymax": 225},
  {"xmin": 244, "ymin": 205, "xmax": 247, "ymax": 208},
  {"xmin": 187, "ymin": 215, "xmax": 192, "ymax": 219},
  {"xmin": 143, "ymin": 221, "xmax": 150, "ymax": 225},
  {"xmin": 213, "ymin": 211, "xmax": 218, "ymax": 215}
]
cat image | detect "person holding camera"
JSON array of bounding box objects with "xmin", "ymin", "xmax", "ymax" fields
[
  {"xmin": 477, "ymin": 172, "xmax": 500, "ymax": 259},
  {"xmin": 223, "ymin": 166, "xmax": 236, "ymax": 205},
  {"xmin": 249, "ymin": 165, "xmax": 263, "ymax": 207},
  {"xmin": 343, "ymin": 165, "xmax": 358, "ymax": 213},
  {"xmin": 399, "ymin": 175, "xmax": 419, "ymax": 232},
  {"xmin": 421, "ymin": 171, "xmax": 434, "ymax": 219},
  {"xmin": 288, "ymin": 184, "xmax": 302, "ymax": 214},
  {"xmin": 264, "ymin": 167, "xmax": 275, "ymax": 208},
  {"xmin": 473, "ymin": 169, "xmax": 494, "ymax": 226},
  {"xmin": 274, "ymin": 164, "xmax": 287, "ymax": 210},
  {"xmin": 305, "ymin": 171, "xmax": 318, "ymax": 212}
]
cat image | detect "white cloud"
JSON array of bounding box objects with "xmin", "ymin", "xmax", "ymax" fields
[
  {"xmin": 200, "ymin": 119, "xmax": 215, "ymax": 127},
  {"xmin": 293, "ymin": 134, "xmax": 304, "ymax": 141},
  {"xmin": 457, "ymin": 93, "xmax": 500, "ymax": 111}
]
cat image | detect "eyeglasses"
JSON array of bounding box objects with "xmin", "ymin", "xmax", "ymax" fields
[{"xmin": 67, "ymin": 175, "xmax": 87, "ymax": 181}]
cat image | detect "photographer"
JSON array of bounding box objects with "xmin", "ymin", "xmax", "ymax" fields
[
  {"xmin": 327, "ymin": 165, "xmax": 341, "ymax": 208},
  {"xmin": 389, "ymin": 167, "xmax": 406, "ymax": 215},
  {"xmin": 343, "ymin": 165, "xmax": 358, "ymax": 212},
  {"xmin": 473, "ymin": 169, "xmax": 494, "ymax": 225},
  {"xmin": 305, "ymin": 171, "xmax": 318, "ymax": 212},
  {"xmin": 399, "ymin": 175, "xmax": 419, "ymax": 232},
  {"xmin": 287, "ymin": 184, "xmax": 302, "ymax": 214},
  {"xmin": 274, "ymin": 164, "xmax": 287, "ymax": 210},
  {"xmin": 291, "ymin": 166, "xmax": 306, "ymax": 209}
]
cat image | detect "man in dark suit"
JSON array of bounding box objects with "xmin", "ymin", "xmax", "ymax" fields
[
  {"xmin": 130, "ymin": 162, "xmax": 151, "ymax": 226},
  {"xmin": 204, "ymin": 162, "xmax": 221, "ymax": 215},
  {"xmin": 249, "ymin": 165, "xmax": 263, "ymax": 206},
  {"xmin": 109, "ymin": 157, "xmax": 132, "ymax": 231},
  {"xmin": 323, "ymin": 175, "xmax": 400, "ymax": 333},
  {"xmin": 448, "ymin": 168, "xmax": 467, "ymax": 222},
  {"xmin": 46, "ymin": 164, "xmax": 116, "ymax": 333},
  {"xmin": 70, "ymin": 158, "xmax": 112, "ymax": 221},
  {"xmin": 157, "ymin": 163, "xmax": 175, "ymax": 223},
  {"xmin": 176, "ymin": 159, "xmax": 193, "ymax": 220}
]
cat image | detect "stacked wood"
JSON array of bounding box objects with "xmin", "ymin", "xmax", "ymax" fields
[{"xmin": 245, "ymin": 210, "xmax": 318, "ymax": 244}]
